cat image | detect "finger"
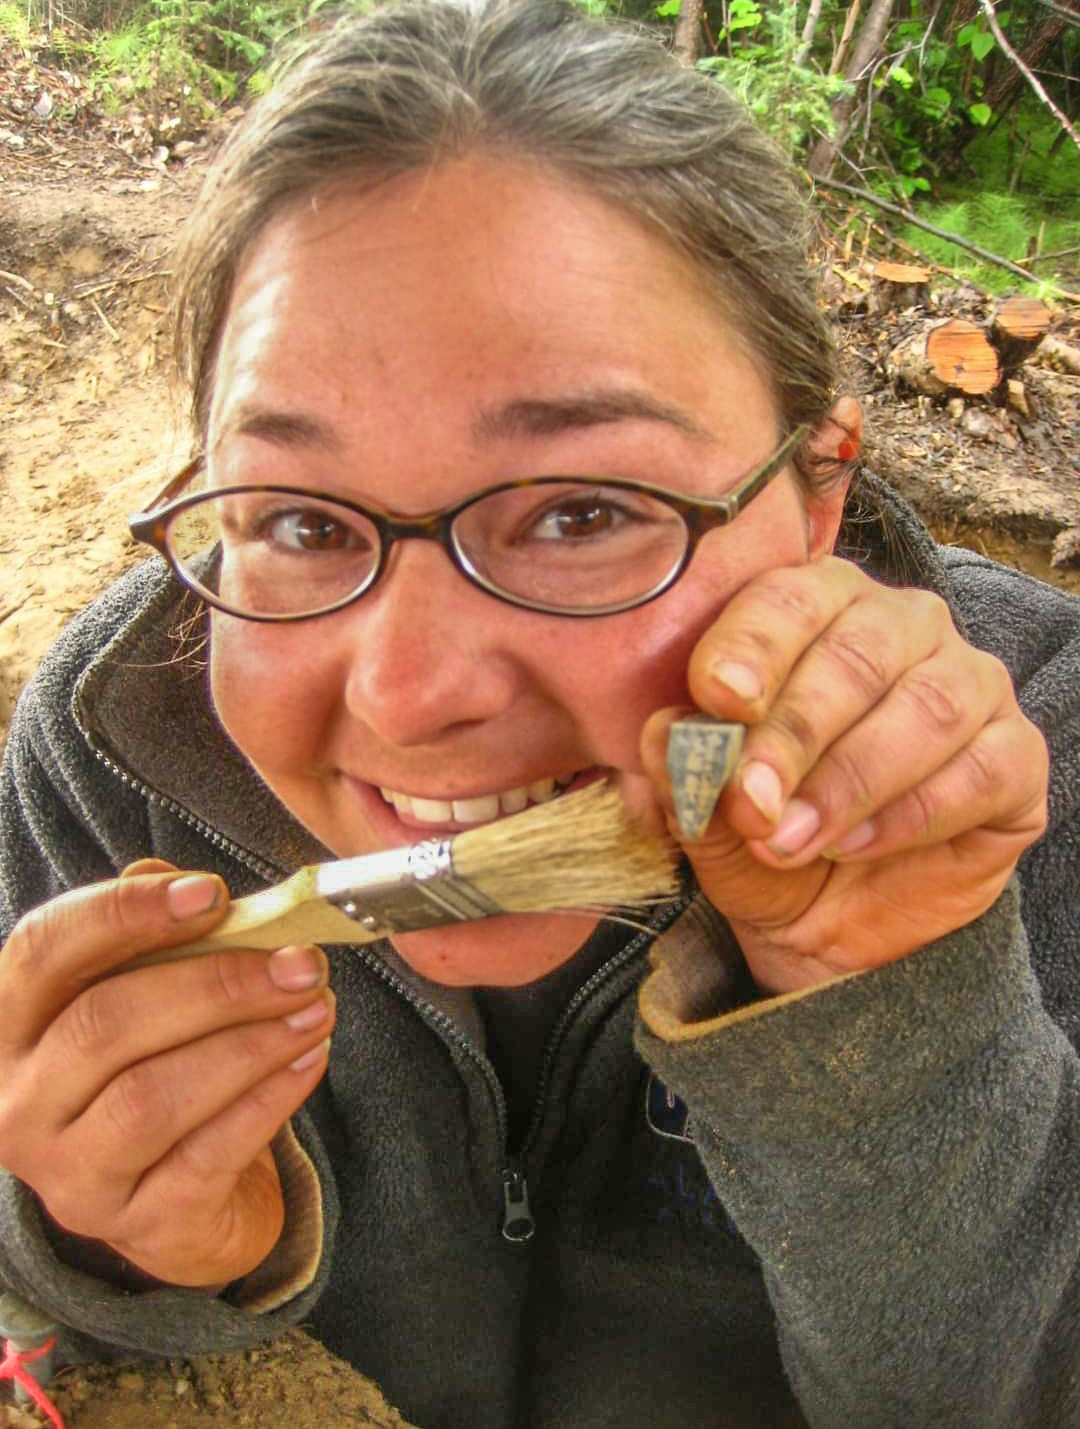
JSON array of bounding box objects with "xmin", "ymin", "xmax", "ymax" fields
[
  {"xmin": 51, "ymin": 991, "xmax": 336, "ymax": 1225},
  {"xmin": 684, "ymin": 557, "xmax": 869, "ymax": 725},
  {"xmin": 131, "ymin": 1051, "xmax": 331, "ymax": 1263},
  {"xmin": 32, "ymin": 943, "xmax": 330, "ymax": 1127},
  {"xmin": 1, "ymin": 871, "xmax": 230, "ymax": 1046},
  {"xmin": 819, "ymin": 713, "xmax": 1048, "ymax": 864},
  {"xmin": 739, "ymin": 643, "xmax": 1016, "ymax": 862},
  {"xmin": 109, "ymin": 1146, "xmax": 288, "ymax": 1289}
]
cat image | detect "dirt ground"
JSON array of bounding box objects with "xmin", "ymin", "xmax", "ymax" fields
[{"xmin": 1, "ymin": 68, "xmax": 1078, "ymax": 1429}]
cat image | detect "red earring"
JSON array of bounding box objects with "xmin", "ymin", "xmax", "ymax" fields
[{"xmin": 837, "ymin": 438, "xmax": 859, "ymax": 462}]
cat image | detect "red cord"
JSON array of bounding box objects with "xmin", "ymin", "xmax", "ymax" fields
[{"xmin": 0, "ymin": 1337, "xmax": 66, "ymax": 1429}]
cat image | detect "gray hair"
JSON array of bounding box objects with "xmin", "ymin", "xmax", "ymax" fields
[{"xmin": 173, "ymin": 0, "xmax": 840, "ymax": 482}]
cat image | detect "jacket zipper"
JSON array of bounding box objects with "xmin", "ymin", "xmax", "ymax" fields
[
  {"xmin": 87, "ymin": 744, "xmax": 284, "ymax": 883},
  {"xmin": 88, "ymin": 734, "xmax": 686, "ymax": 1247},
  {"xmin": 501, "ymin": 900, "xmax": 687, "ymax": 1244}
]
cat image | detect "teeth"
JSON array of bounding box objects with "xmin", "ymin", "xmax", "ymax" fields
[
  {"xmin": 379, "ymin": 774, "xmax": 577, "ymax": 825},
  {"xmin": 451, "ymin": 794, "xmax": 500, "ymax": 823},
  {"xmin": 500, "ymin": 786, "xmax": 528, "ymax": 815},
  {"xmin": 411, "ymin": 796, "xmax": 454, "ymax": 823}
]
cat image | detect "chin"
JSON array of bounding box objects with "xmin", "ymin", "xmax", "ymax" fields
[{"xmin": 389, "ymin": 910, "xmax": 601, "ymax": 987}]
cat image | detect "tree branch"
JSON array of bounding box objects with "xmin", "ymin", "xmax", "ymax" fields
[
  {"xmin": 811, "ymin": 174, "xmax": 1074, "ymax": 287},
  {"xmin": 978, "ymin": 0, "xmax": 1080, "ymax": 152}
]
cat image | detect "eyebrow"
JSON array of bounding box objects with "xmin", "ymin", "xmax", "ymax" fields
[
  {"xmin": 224, "ymin": 407, "xmax": 341, "ymax": 450},
  {"xmin": 223, "ymin": 387, "xmax": 715, "ymax": 455},
  {"xmin": 472, "ymin": 390, "xmax": 715, "ymax": 444}
]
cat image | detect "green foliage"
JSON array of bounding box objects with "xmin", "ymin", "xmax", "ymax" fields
[
  {"xmin": 0, "ymin": 2, "xmax": 33, "ymax": 51},
  {"xmin": 898, "ymin": 190, "xmax": 1074, "ymax": 294},
  {"xmin": 698, "ymin": 6, "xmax": 852, "ymax": 156},
  {"xmin": 83, "ymin": 0, "xmax": 321, "ymax": 125}
]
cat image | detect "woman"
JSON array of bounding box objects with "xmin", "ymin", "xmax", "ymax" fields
[{"xmin": 0, "ymin": 3, "xmax": 1076, "ymax": 1425}]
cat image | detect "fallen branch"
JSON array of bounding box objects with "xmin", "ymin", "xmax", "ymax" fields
[
  {"xmin": 91, "ymin": 297, "xmax": 120, "ymax": 342},
  {"xmin": 0, "ymin": 269, "xmax": 35, "ymax": 293},
  {"xmin": 1013, "ymin": 245, "xmax": 1080, "ymax": 268},
  {"xmin": 810, "ymin": 175, "xmax": 1080, "ymax": 296},
  {"xmin": 979, "ymin": 0, "xmax": 1080, "ymax": 155},
  {"xmin": 72, "ymin": 270, "xmax": 172, "ymax": 301},
  {"xmin": 3, "ymin": 284, "xmax": 35, "ymax": 312}
]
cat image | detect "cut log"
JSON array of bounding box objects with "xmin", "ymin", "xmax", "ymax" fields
[
  {"xmin": 887, "ymin": 318, "xmax": 1001, "ymax": 397},
  {"xmin": 990, "ymin": 295, "xmax": 1052, "ymax": 374},
  {"xmin": 1032, "ymin": 334, "xmax": 1080, "ymax": 376},
  {"xmin": 871, "ymin": 260, "xmax": 931, "ymax": 313}
]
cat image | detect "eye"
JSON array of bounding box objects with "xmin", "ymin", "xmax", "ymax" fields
[
  {"xmin": 265, "ymin": 507, "xmax": 360, "ymax": 552},
  {"xmin": 527, "ymin": 490, "xmax": 643, "ymax": 542}
]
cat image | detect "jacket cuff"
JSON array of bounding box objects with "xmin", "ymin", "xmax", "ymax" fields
[
  {"xmin": 226, "ymin": 1123, "xmax": 323, "ymax": 1312},
  {"xmin": 636, "ymin": 882, "xmax": 1033, "ymax": 1130}
]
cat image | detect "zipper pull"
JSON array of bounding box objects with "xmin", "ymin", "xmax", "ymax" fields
[{"xmin": 501, "ymin": 1167, "xmax": 535, "ymax": 1243}]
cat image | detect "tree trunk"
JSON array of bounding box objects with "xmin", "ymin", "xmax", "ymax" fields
[
  {"xmin": 808, "ymin": 0, "xmax": 898, "ymax": 176},
  {"xmin": 674, "ymin": 0, "xmax": 706, "ymax": 64},
  {"xmin": 989, "ymin": 295, "xmax": 1052, "ymax": 374},
  {"xmin": 888, "ymin": 318, "xmax": 1001, "ymax": 395},
  {"xmin": 872, "ymin": 260, "xmax": 932, "ymax": 313},
  {"xmin": 982, "ymin": 14, "xmax": 1067, "ymax": 118},
  {"xmin": 795, "ymin": 0, "xmax": 827, "ymax": 67}
]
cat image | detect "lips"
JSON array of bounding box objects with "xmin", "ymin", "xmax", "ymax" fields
[{"xmin": 378, "ymin": 773, "xmax": 579, "ymax": 826}]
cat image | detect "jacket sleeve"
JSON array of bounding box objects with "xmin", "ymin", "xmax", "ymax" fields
[
  {"xmin": 637, "ymin": 880, "xmax": 1078, "ymax": 1427},
  {"xmin": 636, "ymin": 552, "xmax": 1080, "ymax": 1428},
  {"xmin": 0, "ymin": 660, "xmax": 339, "ymax": 1365}
]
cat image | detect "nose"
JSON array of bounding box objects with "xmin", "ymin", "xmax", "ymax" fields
[{"xmin": 340, "ymin": 540, "xmax": 525, "ymax": 747}]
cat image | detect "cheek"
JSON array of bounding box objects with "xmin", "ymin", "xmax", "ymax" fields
[
  {"xmin": 563, "ymin": 503, "xmax": 812, "ymax": 763},
  {"xmin": 547, "ymin": 597, "xmax": 724, "ymax": 771},
  {"xmin": 208, "ymin": 620, "xmax": 335, "ymax": 774}
]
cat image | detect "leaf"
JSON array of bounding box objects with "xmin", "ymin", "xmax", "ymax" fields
[
  {"xmin": 968, "ymin": 101, "xmax": 992, "ymax": 125},
  {"xmin": 925, "ymin": 87, "xmax": 951, "ymax": 110},
  {"xmin": 889, "ymin": 64, "xmax": 914, "ymax": 88},
  {"xmin": 655, "ymin": 0, "xmax": 681, "ymax": 13},
  {"xmin": 970, "ymin": 31, "xmax": 995, "ymax": 61}
]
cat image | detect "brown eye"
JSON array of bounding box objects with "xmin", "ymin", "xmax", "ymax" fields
[
  {"xmin": 527, "ymin": 493, "xmax": 637, "ymax": 542},
  {"xmin": 266, "ymin": 509, "xmax": 365, "ymax": 552}
]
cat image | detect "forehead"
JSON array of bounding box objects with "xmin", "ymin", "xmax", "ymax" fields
[{"xmin": 207, "ymin": 156, "xmax": 779, "ymax": 495}]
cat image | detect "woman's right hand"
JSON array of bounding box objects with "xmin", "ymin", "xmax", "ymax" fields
[{"xmin": 0, "ymin": 861, "xmax": 336, "ymax": 1288}]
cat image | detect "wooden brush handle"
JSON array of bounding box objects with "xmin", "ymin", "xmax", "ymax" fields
[{"xmin": 131, "ymin": 869, "xmax": 378, "ymax": 969}]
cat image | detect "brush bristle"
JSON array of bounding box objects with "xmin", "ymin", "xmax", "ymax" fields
[{"xmin": 451, "ymin": 782, "xmax": 678, "ymax": 914}]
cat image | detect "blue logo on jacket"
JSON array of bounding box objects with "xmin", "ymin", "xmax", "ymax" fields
[
  {"xmin": 646, "ymin": 1073, "xmax": 697, "ymax": 1144},
  {"xmin": 642, "ymin": 1075, "xmax": 739, "ymax": 1237}
]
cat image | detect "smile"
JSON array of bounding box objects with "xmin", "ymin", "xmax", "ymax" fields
[{"xmin": 378, "ymin": 774, "xmax": 579, "ymax": 826}]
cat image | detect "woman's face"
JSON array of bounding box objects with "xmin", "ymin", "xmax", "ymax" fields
[{"xmin": 207, "ymin": 156, "xmax": 846, "ymax": 986}]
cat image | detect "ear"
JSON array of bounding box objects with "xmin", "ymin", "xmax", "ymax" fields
[{"xmin": 804, "ymin": 395, "xmax": 862, "ymax": 559}]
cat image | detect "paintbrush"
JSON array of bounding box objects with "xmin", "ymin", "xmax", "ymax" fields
[{"xmin": 136, "ymin": 781, "xmax": 679, "ymax": 966}]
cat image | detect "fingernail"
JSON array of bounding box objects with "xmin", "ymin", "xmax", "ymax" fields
[
  {"xmin": 740, "ymin": 761, "xmax": 784, "ymax": 824},
  {"xmin": 269, "ymin": 946, "xmax": 324, "ymax": 992},
  {"xmin": 284, "ymin": 996, "xmax": 332, "ymax": 1031},
  {"xmin": 166, "ymin": 874, "xmax": 222, "ymax": 921},
  {"xmin": 710, "ymin": 661, "xmax": 762, "ymax": 703},
  {"xmin": 825, "ymin": 819, "xmax": 876, "ymax": 859},
  {"xmin": 290, "ymin": 1038, "xmax": 331, "ymax": 1072},
  {"xmin": 767, "ymin": 798, "xmax": 822, "ymax": 856}
]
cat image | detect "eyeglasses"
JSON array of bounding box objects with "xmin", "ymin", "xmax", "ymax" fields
[{"xmin": 129, "ymin": 426, "xmax": 806, "ymax": 621}]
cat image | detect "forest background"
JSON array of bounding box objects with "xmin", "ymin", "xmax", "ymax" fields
[{"xmin": 1, "ymin": 0, "xmax": 1077, "ymax": 295}]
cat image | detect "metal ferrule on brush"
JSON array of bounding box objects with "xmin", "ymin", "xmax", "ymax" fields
[{"xmin": 314, "ymin": 839, "xmax": 503, "ymax": 937}]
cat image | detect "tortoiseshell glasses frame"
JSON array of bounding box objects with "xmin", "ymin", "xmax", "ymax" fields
[{"xmin": 128, "ymin": 424, "xmax": 807, "ymax": 621}]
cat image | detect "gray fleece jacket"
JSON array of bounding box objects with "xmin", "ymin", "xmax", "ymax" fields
[{"xmin": 0, "ymin": 475, "xmax": 1077, "ymax": 1429}]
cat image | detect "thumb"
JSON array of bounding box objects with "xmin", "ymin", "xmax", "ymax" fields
[{"xmin": 641, "ymin": 707, "xmax": 826, "ymax": 931}]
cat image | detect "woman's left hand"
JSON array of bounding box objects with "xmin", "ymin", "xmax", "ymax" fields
[{"xmin": 641, "ymin": 555, "xmax": 1049, "ymax": 995}]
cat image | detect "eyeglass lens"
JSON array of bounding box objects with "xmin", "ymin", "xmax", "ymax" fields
[{"xmin": 165, "ymin": 484, "xmax": 692, "ymax": 618}]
